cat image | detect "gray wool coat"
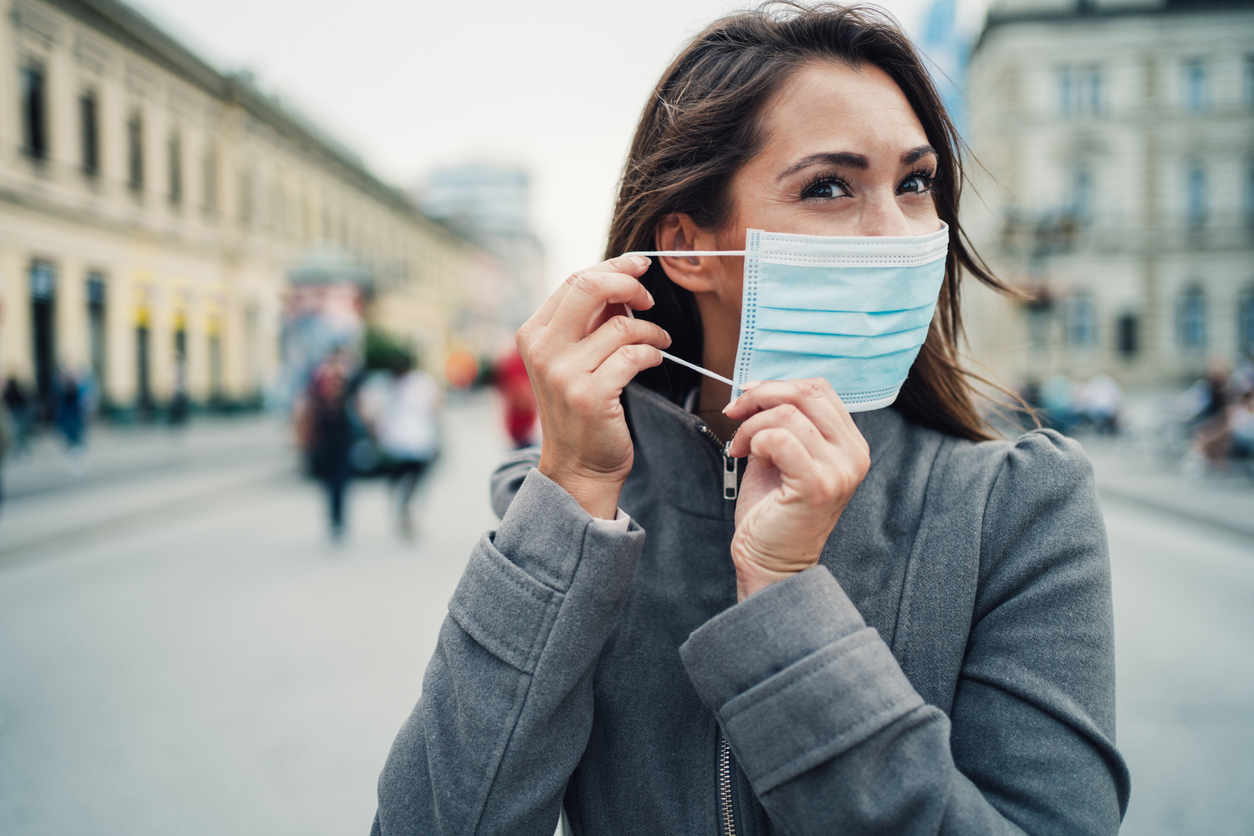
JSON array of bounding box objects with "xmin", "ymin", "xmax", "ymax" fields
[{"xmin": 373, "ymin": 382, "xmax": 1131, "ymax": 835}]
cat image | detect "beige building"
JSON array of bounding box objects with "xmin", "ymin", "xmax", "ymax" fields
[
  {"xmin": 963, "ymin": 0, "xmax": 1254, "ymax": 390},
  {"xmin": 1, "ymin": 0, "xmax": 494, "ymax": 416}
]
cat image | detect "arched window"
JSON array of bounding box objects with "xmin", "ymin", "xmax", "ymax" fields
[
  {"xmin": 1176, "ymin": 286, "xmax": 1207, "ymax": 352},
  {"xmin": 1065, "ymin": 293, "xmax": 1097, "ymax": 348}
]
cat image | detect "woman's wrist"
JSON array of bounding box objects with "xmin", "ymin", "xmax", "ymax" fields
[
  {"xmin": 538, "ymin": 456, "xmax": 624, "ymax": 521},
  {"xmin": 735, "ymin": 564, "xmax": 800, "ymax": 601}
]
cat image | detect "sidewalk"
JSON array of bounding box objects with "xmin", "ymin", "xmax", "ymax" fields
[{"xmin": 1, "ymin": 415, "xmax": 296, "ymax": 559}]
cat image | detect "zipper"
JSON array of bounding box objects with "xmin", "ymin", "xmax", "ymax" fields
[
  {"xmin": 696, "ymin": 423, "xmax": 739, "ymax": 501},
  {"xmin": 699, "ymin": 421, "xmax": 740, "ymax": 834},
  {"xmin": 718, "ymin": 733, "xmax": 738, "ymax": 836}
]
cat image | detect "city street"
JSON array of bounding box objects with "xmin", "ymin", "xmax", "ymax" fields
[{"xmin": 1, "ymin": 395, "xmax": 1252, "ymax": 835}]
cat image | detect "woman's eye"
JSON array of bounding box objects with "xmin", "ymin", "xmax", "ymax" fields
[
  {"xmin": 899, "ymin": 173, "xmax": 935, "ymax": 194},
  {"xmin": 801, "ymin": 177, "xmax": 848, "ymax": 200}
]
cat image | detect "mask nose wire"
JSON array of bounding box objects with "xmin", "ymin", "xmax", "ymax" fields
[{"xmin": 618, "ymin": 249, "xmax": 743, "ymax": 389}]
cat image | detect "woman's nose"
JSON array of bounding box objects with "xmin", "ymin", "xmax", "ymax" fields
[{"xmin": 853, "ymin": 191, "xmax": 914, "ymax": 237}]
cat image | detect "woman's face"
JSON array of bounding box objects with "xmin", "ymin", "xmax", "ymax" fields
[{"xmin": 705, "ymin": 59, "xmax": 942, "ymax": 308}]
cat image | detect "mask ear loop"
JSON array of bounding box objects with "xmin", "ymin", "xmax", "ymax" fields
[{"xmin": 619, "ymin": 250, "xmax": 744, "ymax": 389}]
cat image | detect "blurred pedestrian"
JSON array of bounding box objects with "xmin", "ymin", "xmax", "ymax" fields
[
  {"xmin": 1187, "ymin": 358, "xmax": 1233, "ymax": 471},
  {"xmin": 304, "ymin": 348, "xmax": 357, "ymax": 542},
  {"xmin": 375, "ymin": 353, "xmax": 441, "ymax": 538},
  {"xmin": 168, "ymin": 370, "xmax": 190, "ymax": 429},
  {"xmin": 2, "ymin": 375, "xmax": 32, "ymax": 455},
  {"xmin": 492, "ymin": 347, "xmax": 538, "ymax": 448},
  {"xmin": 54, "ymin": 367, "xmax": 87, "ymax": 473},
  {"xmin": 1039, "ymin": 373, "xmax": 1078, "ymax": 434},
  {"xmin": 1077, "ymin": 374, "xmax": 1122, "ymax": 435},
  {"xmin": 0, "ymin": 398, "xmax": 14, "ymax": 519}
]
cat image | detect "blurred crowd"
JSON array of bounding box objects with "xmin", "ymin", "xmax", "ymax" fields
[
  {"xmin": 1021, "ymin": 358, "xmax": 1254, "ymax": 477},
  {"xmin": 290, "ymin": 344, "xmax": 540, "ymax": 543}
]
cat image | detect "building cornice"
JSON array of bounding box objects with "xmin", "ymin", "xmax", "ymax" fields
[
  {"xmin": 973, "ymin": 0, "xmax": 1254, "ymax": 53},
  {"xmin": 33, "ymin": 0, "xmax": 480, "ymax": 251}
]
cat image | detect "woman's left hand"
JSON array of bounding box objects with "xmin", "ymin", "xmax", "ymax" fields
[{"xmin": 724, "ymin": 379, "xmax": 870, "ymax": 601}]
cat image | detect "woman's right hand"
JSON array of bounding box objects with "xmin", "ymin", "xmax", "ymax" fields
[{"xmin": 517, "ymin": 255, "xmax": 671, "ymax": 519}]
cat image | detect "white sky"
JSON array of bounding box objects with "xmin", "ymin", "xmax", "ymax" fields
[{"xmin": 128, "ymin": 0, "xmax": 990, "ymax": 288}]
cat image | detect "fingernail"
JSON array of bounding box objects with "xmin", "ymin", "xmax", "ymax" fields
[
  {"xmin": 722, "ymin": 395, "xmax": 738, "ymax": 414},
  {"xmin": 632, "ymin": 255, "xmax": 650, "ymax": 269},
  {"xmin": 646, "ymin": 290, "xmax": 655, "ymax": 306},
  {"xmin": 743, "ymin": 381, "xmax": 762, "ymax": 390}
]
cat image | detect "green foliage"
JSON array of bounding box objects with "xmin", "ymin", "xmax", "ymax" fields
[{"xmin": 363, "ymin": 327, "xmax": 412, "ymax": 371}]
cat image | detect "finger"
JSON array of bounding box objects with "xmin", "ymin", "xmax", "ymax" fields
[
  {"xmin": 574, "ymin": 315, "xmax": 671, "ymax": 373},
  {"xmin": 728, "ymin": 402, "xmax": 827, "ymax": 461},
  {"xmin": 747, "ymin": 427, "xmax": 827, "ymax": 495},
  {"xmin": 725, "ymin": 378, "xmax": 854, "ymax": 443},
  {"xmin": 526, "ymin": 255, "xmax": 651, "ymax": 330},
  {"xmin": 550, "ymin": 269, "xmax": 655, "ymax": 343},
  {"xmin": 590, "ymin": 342, "xmax": 664, "ymax": 394}
]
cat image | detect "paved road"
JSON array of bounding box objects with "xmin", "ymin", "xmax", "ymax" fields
[{"xmin": 0, "ymin": 399, "xmax": 1251, "ymax": 835}]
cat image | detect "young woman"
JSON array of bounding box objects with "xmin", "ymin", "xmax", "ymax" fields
[{"xmin": 373, "ymin": 5, "xmax": 1130, "ymax": 834}]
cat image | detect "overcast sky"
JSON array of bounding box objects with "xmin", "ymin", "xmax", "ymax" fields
[{"xmin": 129, "ymin": 0, "xmax": 990, "ymax": 287}]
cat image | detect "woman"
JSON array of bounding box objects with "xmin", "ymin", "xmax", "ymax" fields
[{"xmin": 374, "ymin": 4, "xmax": 1129, "ymax": 834}]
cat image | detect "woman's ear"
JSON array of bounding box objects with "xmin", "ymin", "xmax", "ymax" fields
[{"xmin": 654, "ymin": 214, "xmax": 721, "ymax": 294}]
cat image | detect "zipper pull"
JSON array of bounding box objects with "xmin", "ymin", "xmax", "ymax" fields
[{"xmin": 723, "ymin": 442, "xmax": 738, "ymax": 501}]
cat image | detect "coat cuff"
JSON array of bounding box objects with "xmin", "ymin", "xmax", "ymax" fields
[
  {"xmin": 679, "ymin": 566, "xmax": 924, "ymax": 793},
  {"xmin": 449, "ymin": 469, "xmax": 644, "ymax": 674}
]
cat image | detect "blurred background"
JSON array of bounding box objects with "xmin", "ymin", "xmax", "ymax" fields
[{"xmin": 0, "ymin": 0, "xmax": 1251, "ymax": 833}]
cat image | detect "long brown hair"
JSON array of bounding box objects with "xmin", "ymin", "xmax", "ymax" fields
[{"xmin": 605, "ymin": 2, "xmax": 1015, "ymax": 442}]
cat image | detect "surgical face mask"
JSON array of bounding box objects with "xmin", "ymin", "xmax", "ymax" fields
[{"xmin": 626, "ymin": 222, "xmax": 949, "ymax": 412}]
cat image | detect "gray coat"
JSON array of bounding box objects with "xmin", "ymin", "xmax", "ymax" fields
[{"xmin": 373, "ymin": 382, "xmax": 1130, "ymax": 835}]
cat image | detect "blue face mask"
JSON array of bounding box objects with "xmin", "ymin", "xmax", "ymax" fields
[{"xmin": 627, "ymin": 222, "xmax": 948, "ymax": 411}]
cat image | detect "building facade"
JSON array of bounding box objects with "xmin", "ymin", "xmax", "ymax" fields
[
  {"xmin": 963, "ymin": 0, "xmax": 1254, "ymax": 390},
  {"xmin": 1, "ymin": 0, "xmax": 489, "ymax": 417},
  {"xmin": 419, "ymin": 164, "xmax": 545, "ymax": 355}
]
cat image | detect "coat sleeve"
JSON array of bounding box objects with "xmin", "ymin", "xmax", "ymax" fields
[
  {"xmin": 678, "ymin": 430, "xmax": 1130, "ymax": 836},
  {"xmin": 372, "ymin": 467, "xmax": 644, "ymax": 835}
]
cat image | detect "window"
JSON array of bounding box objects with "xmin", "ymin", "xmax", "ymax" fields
[
  {"xmin": 1185, "ymin": 161, "xmax": 1207, "ymax": 228},
  {"xmin": 238, "ymin": 167, "xmax": 253, "ymax": 226},
  {"xmin": 1059, "ymin": 66, "xmax": 1102, "ymax": 117},
  {"xmin": 168, "ymin": 130, "xmax": 182, "ymax": 206},
  {"xmin": 1182, "ymin": 58, "xmax": 1207, "ymax": 112},
  {"xmin": 20, "ymin": 61, "xmax": 49, "ymax": 160},
  {"xmin": 1176, "ymin": 286, "xmax": 1207, "ymax": 351},
  {"xmin": 80, "ymin": 89, "xmax": 99, "ymax": 176},
  {"xmin": 1065, "ymin": 294, "xmax": 1097, "ymax": 348},
  {"xmin": 127, "ymin": 111, "xmax": 144, "ymax": 192},
  {"xmin": 1071, "ymin": 167, "xmax": 1094, "ymax": 223},
  {"xmin": 1246, "ymin": 55, "xmax": 1254, "ymax": 106},
  {"xmin": 1246, "ymin": 161, "xmax": 1254, "ymax": 227},
  {"xmin": 1116, "ymin": 313, "xmax": 1139, "ymax": 359},
  {"xmin": 1239, "ymin": 289, "xmax": 1254, "ymax": 355},
  {"xmin": 29, "ymin": 261, "xmax": 57, "ymax": 406},
  {"xmin": 202, "ymin": 143, "xmax": 218, "ymax": 216},
  {"xmin": 87, "ymin": 274, "xmax": 107, "ymax": 387}
]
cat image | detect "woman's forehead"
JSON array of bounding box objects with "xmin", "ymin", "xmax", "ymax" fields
[{"xmin": 757, "ymin": 61, "xmax": 928, "ymax": 160}]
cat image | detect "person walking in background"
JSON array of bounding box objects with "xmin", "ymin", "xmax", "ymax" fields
[
  {"xmin": 492, "ymin": 347, "xmax": 538, "ymax": 448},
  {"xmin": 0, "ymin": 397, "xmax": 15, "ymax": 520},
  {"xmin": 54, "ymin": 367, "xmax": 87, "ymax": 473},
  {"xmin": 375, "ymin": 353, "xmax": 441, "ymax": 539},
  {"xmin": 304, "ymin": 347, "xmax": 357, "ymax": 542},
  {"xmin": 2, "ymin": 376, "xmax": 32, "ymax": 456},
  {"xmin": 1186, "ymin": 358, "xmax": 1234, "ymax": 472}
]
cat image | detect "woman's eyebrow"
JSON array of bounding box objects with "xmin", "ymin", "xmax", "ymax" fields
[
  {"xmin": 777, "ymin": 146, "xmax": 937, "ymax": 182},
  {"xmin": 776, "ymin": 152, "xmax": 868, "ymax": 181},
  {"xmin": 902, "ymin": 145, "xmax": 937, "ymax": 165}
]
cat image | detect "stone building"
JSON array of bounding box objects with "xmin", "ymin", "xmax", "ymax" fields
[
  {"xmin": 963, "ymin": 0, "xmax": 1254, "ymax": 390},
  {"xmin": 1, "ymin": 0, "xmax": 491, "ymax": 417}
]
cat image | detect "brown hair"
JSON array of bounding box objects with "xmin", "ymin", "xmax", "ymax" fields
[{"xmin": 605, "ymin": 1, "xmax": 1015, "ymax": 442}]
